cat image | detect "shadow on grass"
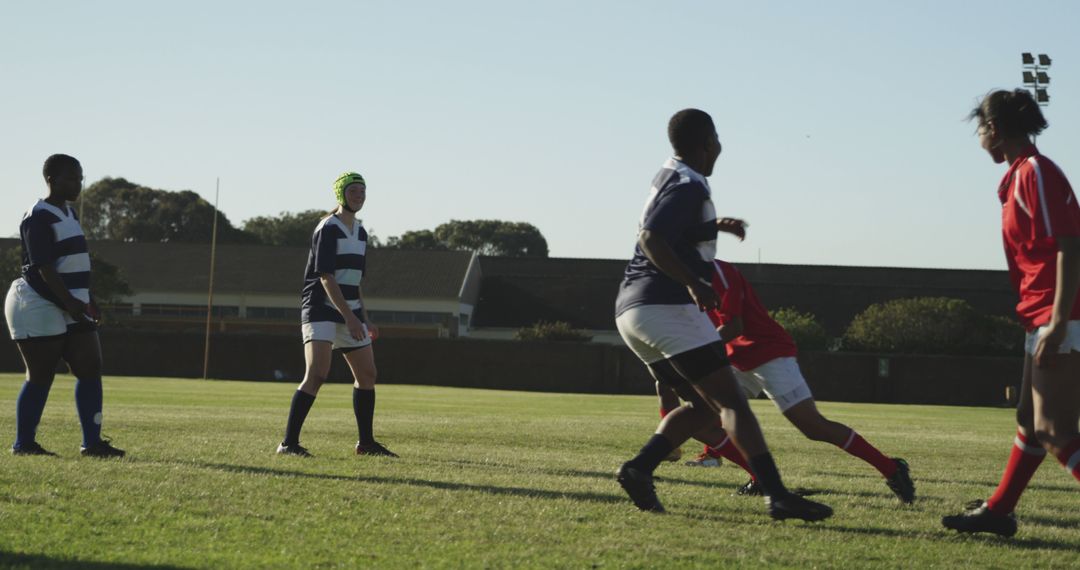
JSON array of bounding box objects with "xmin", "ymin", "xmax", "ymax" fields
[
  {"xmin": 812, "ymin": 470, "xmax": 1080, "ymax": 493},
  {"xmin": 190, "ymin": 461, "xmax": 630, "ymax": 506},
  {"xmin": 431, "ymin": 457, "xmax": 728, "ymax": 490},
  {"xmin": 802, "ymin": 523, "xmax": 1080, "ymax": 553},
  {"xmin": 0, "ymin": 551, "xmax": 190, "ymax": 570}
]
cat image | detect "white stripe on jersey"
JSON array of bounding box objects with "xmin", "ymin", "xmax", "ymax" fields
[
  {"xmin": 69, "ymin": 288, "xmax": 90, "ymax": 303},
  {"xmin": 1028, "ymin": 157, "xmax": 1054, "ymax": 237},
  {"xmin": 55, "ymin": 252, "xmax": 91, "ymax": 275},
  {"xmin": 51, "ymin": 215, "xmax": 84, "ymax": 242},
  {"xmin": 1014, "ymin": 434, "xmax": 1046, "ymax": 456},
  {"xmin": 335, "ymin": 268, "xmax": 363, "ymax": 287},
  {"xmin": 1013, "ymin": 174, "xmax": 1032, "ymax": 219},
  {"xmin": 336, "ymin": 237, "xmax": 366, "ymax": 256},
  {"xmin": 324, "ymin": 298, "xmax": 361, "ymax": 310}
]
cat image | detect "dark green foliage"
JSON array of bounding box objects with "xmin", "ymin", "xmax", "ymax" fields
[
  {"xmin": 78, "ymin": 177, "xmax": 256, "ymax": 244},
  {"xmin": 514, "ymin": 321, "xmax": 592, "ymax": 342},
  {"xmin": 385, "ymin": 220, "xmax": 548, "ymax": 257},
  {"xmin": 0, "ymin": 246, "xmax": 19, "ymax": 286},
  {"xmin": 242, "ymin": 209, "xmax": 330, "ymax": 248},
  {"xmin": 843, "ymin": 297, "xmax": 1023, "ymax": 355},
  {"xmin": 769, "ymin": 307, "xmax": 830, "ymax": 350}
]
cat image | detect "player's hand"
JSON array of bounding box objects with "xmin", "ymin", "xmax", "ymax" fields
[
  {"xmin": 86, "ymin": 300, "xmax": 102, "ymax": 324},
  {"xmin": 717, "ymin": 217, "xmax": 748, "ymax": 241},
  {"xmin": 346, "ymin": 314, "xmax": 367, "ymax": 341},
  {"xmin": 687, "ymin": 281, "xmax": 719, "ymax": 312},
  {"xmin": 63, "ymin": 296, "xmax": 88, "ymax": 321},
  {"xmin": 1034, "ymin": 322, "xmax": 1066, "ymax": 368},
  {"xmin": 366, "ymin": 323, "xmax": 380, "ymax": 341}
]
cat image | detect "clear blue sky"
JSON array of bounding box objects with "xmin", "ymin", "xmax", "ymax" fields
[{"xmin": 2, "ymin": 1, "xmax": 1077, "ymax": 270}]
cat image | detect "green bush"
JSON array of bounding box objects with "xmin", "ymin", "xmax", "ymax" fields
[
  {"xmin": 769, "ymin": 307, "xmax": 830, "ymax": 350},
  {"xmin": 514, "ymin": 321, "xmax": 592, "ymax": 342},
  {"xmin": 842, "ymin": 297, "xmax": 1023, "ymax": 355}
]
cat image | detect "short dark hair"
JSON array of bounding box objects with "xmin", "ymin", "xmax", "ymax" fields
[
  {"xmin": 969, "ymin": 89, "xmax": 1047, "ymax": 138},
  {"xmin": 42, "ymin": 154, "xmax": 80, "ymax": 181},
  {"xmin": 668, "ymin": 109, "xmax": 715, "ymax": 155}
]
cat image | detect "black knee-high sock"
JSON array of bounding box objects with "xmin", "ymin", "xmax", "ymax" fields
[
  {"xmin": 353, "ymin": 388, "xmax": 376, "ymax": 444},
  {"xmin": 282, "ymin": 390, "xmax": 316, "ymax": 445},
  {"xmin": 747, "ymin": 452, "xmax": 789, "ymax": 497},
  {"xmin": 626, "ymin": 434, "xmax": 675, "ymax": 474}
]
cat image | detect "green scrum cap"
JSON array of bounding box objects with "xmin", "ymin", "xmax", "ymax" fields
[{"xmin": 333, "ymin": 171, "xmax": 366, "ymax": 207}]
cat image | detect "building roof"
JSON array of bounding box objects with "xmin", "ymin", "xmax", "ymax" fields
[
  {"xmin": 472, "ymin": 256, "xmax": 1016, "ymax": 334},
  {"xmin": 0, "ymin": 238, "xmax": 475, "ymax": 300}
]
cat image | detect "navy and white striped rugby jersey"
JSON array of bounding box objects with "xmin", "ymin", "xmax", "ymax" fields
[
  {"xmin": 300, "ymin": 215, "xmax": 368, "ymax": 324},
  {"xmin": 615, "ymin": 157, "xmax": 718, "ymax": 317},
  {"xmin": 19, "ymin": 199, "xmax": 92, "ymax": 307}
]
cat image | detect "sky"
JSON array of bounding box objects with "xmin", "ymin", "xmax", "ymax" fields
[{"xmin": 1, "ymin": 0, "xmax": 1077, "ymax": 270}]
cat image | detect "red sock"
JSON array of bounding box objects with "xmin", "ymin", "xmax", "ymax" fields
[
  {"xmin": 1054, "ymin": 436, "xmax": 1080, "ymax": 483},
  {"xmin": 710, "ymin": 436, "xmax": 754, "ymax": 479},
  {"xmin": 839, "ymin": 430, "xmax": 897, "ymax": 478},
  {"xmin": 659, "ymin": 407, "xmax": 675, "ymax": 419},
  {"xmin": 986, "ymin": 430, "xmax": 1046, "ymax": 515}
]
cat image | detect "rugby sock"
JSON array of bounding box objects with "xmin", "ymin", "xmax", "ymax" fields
[
  {"xmin": 282, "ymin": 390, "xmax": 316, "ymax": 446},
  {"xmin": 627, "ymin": 434, "xmax": 675, "ymax": 474},
  {"xmin": 659, "ymin": 407, "xmax": 675, "ymax": 418},
  {"xmin": 839, "ymin": 430, "xmax": 897, "ymax": 478},
  {"xmin": 986, "ymin": 430, "xmax": 1046, "ymax": 515},
  {"xmin": 74, "ymin": 375, "xmax": 104, "ymax": 447},
  {"xmin": 747, "ymin": 453, "xmax": 788, "ymax": 498},
  {"xmin": 353, "ymin": 388, "xmax": 376, "ymax": 445},
  {"xmin": 14, "ymin": 381, "xmax": 50, "ymax": 448},
  {"xmin": 1053, "ymin": 436, "xmax": 1080, "ymax": 483},
  {"xmin": 710, "ymin": 436, "xmax": 754, "ymax": 478}
]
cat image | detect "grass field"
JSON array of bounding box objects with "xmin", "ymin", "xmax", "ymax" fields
[{"xmin": 1, "ymin": 373, "xmax": 1078, "ymax": 569}]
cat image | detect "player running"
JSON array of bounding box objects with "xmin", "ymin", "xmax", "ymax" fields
[
  {"xmin": 664, "ymin": 259, "xmax": 914, "ymax": 503},
  {"xmin": 613, "ymin": 108, "xmax": 832, "ymax": 521},
  {"xmin": 5, "ymin": 154, "xmax": 125, "ymax": 458},
  {"xmin": 943, "ymin": 89, "xmax": 1080, "ymax": 537},
  {"xmin": 275, "ymin": 172, "xmax": 397, "ymax": 458}
]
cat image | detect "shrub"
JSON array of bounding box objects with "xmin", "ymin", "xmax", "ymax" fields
[
  {"xmin": 514, "ymin": 321, "xmax": 592, "ymax": 342},
  {"xmin": 842, "ymin": 297, "xmax": 1022, "ymax": 355},
  {"xmin": 769, "ymin": 307, "xmax": 830, "ymax": 350}
]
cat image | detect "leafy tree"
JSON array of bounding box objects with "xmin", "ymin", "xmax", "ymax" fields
[
  {"xmin": 769, "ymin": 307, "xmax": 830, "ymax": 350},
  {"xmin": 78, "ymin": 178, "xmax": 255, "ymax": 244},
  {"xmin": 842, "ymin": 297, "xmax": 1023, "ymax": 355},
  {"xmin": 514, "ymin": 321, "xmax": 592, "ymax": 342},
  {"xmin": 1, "ymin": 246, "xmax": 20, "ymax": 286},
  {"xmin": 243, "ymin": 210, "xmax": 329, "ymax": 248},
  {"xmin": 384, "ymin": 220, "xmax": 548, "ymax": 257}
]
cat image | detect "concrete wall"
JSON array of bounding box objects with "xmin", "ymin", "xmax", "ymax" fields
[{"xmin": 0, "ymin": 332, "xmax": 1020, "ymax": 407}]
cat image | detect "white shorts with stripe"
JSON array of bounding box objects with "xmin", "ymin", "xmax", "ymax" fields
[
  {"xmin": 4, "ymin": 278, "xmax": 83, "ymax": 340},
  {"xmin": 1024, "ymin": 320, "xmax": 1080, "ymax": 356},
  {"xmin": 302, "ymin": 321, "xmax": 371, "ymax": 351},
  {"xmin": 615, "ymin": 304, "xmax": 722, "ymax": 365},
  {"xmin": 733, "ymin": 356, "xmax": 813, "ymax": 412}
]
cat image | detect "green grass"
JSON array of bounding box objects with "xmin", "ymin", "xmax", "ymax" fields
[{"xmin": 0, "ymin": 373, "xmax": 1078, "ymax": 569}]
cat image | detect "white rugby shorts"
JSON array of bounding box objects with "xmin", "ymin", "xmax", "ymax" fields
[
  {"xmin": 733, "ymin": 356, "xmax": 813, "ymax": 412},
  {"xmin": 302, "ymin": 320, "xmax": 371, "ymax": 351},
  {"xmin": 4, "ymin": 278, "xmax": 83, "ymax": 340},
  {"xmin": 1024, "ymin": 320, "xmax": 1080, "ymax": 356},
  {"xmin": 616, "ymin": 304, "xmax": 722, "ymax": 365}
]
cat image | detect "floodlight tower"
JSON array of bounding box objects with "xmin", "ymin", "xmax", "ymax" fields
[{"xmin": 1021, "ymin": 52, "xmax": 1051, "ymax": 107}]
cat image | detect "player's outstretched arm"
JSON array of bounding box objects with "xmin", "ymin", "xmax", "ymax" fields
[{"xmin": 716, "ymin": 218, "xmax": 748, "ymax": 241}]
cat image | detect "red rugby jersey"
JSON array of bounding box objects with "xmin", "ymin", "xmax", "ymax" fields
[
  {"xmin": 998, "ymin": 145, "xmax": 1080, "ymax": 331},
  {"xmin": 706, "ymin": 260, "xmax": 797, "ymax": 371}
]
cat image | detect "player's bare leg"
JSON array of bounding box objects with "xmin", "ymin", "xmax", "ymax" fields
[
  {"xmin": 345, "ymin": 345, "xmax": 396, "ymax": 457},
  {"xmin": 277, "ymin": 341, "xmax": 333, "ymax": 456},
  {"xmin": 11, "ymin": 338, "xmax": 64, "ymax": 456}
]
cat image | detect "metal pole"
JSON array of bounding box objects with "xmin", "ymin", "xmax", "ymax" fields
[{"xmin": 202, "ymin": 178, "xmax": 220, "ymax": 380}]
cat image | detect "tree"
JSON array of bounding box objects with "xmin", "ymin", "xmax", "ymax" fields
[
  {"xmin": 842, "ymin": 297, "xmax": 1023, "ymax": 355},
  {"xmin": 384, "ymin": 220, "xmax": 548, "ymax": 257},
  {"xmin": 0, "ymin": 246, "xmax": 20, "ymax": 286},
  {"xmin": 78, "ymin": 178, "xmax": 255, "ymax": 244},
  {"xmin": 243, "ymin": 210, "xmax": 329, "ymax": 248},
  {"xmin": 514, "ymin": 321, "xmax": 592, "ymax": 342},
  {"xmin": 770, "ymin": 307, "xmax": 830, "ymax": 350}
]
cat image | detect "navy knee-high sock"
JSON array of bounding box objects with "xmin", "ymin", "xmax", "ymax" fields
[
  {"xmin": 15, "ymin": 381, "xmax": 51, "ymax": 449},
  {"xmin": 74, "ymin": 376, "xmax": 104, "ymax": 447},
  {"xmin": 282, "ymin": 390, "xmax": 317, "ymax": 446},
  {"xmin": 353, "ymin": 388, "xmax": 376, "ymax": 445}
]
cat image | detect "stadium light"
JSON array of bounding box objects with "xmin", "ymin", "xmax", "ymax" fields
[{"xmin": 1022, "ymin": 52, "xmax": 1052, "ymax": 107}]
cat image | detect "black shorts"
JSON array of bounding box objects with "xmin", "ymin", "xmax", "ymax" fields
[{"xmin": 646, "ymin": 341, "xmax": 730, "ymax": 387}]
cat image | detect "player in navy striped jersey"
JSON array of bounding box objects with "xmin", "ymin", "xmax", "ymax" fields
[
  {"xmin": 4, "ymin": 154, "xmax": 124, "ymax": 457},
  {"xmin": 276, "ymin": 172, "xmax": 397, "ymax": 458}
]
